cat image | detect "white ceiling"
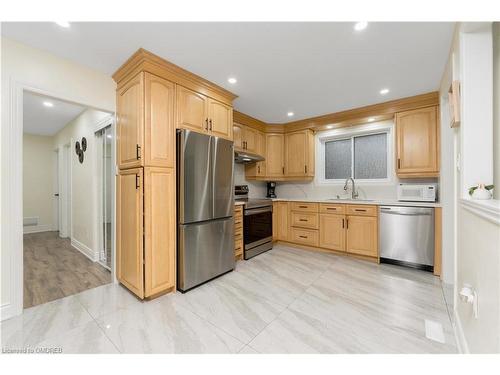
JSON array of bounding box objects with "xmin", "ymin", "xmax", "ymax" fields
[
  {"xmin": 4, "ymin": 22, "xmax": 454, "ymax": 123},
  {"xmin": 23, "ymin": 91, "xmax": 86, "ymax": 135}
]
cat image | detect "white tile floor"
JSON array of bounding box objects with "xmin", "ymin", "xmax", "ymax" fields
[{"xmin": 1, "ymin": 245, "xmax": 457, "ymax": 353}]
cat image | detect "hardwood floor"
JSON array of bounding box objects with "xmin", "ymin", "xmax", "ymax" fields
[{"xmin": 24, "ymin": 231, "xmax": 111, "ymax": 309}]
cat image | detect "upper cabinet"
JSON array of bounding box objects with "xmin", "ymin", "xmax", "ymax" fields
[
  {"xmin": 176, "ymin": 86, "xmax": 233, "ymax": 140},
  {"xmin": 176, "ymin": 86, "xmax": 207, "ymax": 133},
  {"xmin": 265, "ymin": 133, "xmax": 285, "ymax": 178},
  {"xmin": 285, "ymin": 130, "xmax": 315, "ymax": 178},
  {"xmin": 396, "ymin": 106, "xmax": 439, "ymax": 178},
  {"xmin": 117, "ymin": 73, "xmax": 144, "ymax": 169},
  {"xmin": 208, "ymin": 99, "xmax": 233, "ymax": 139},
  {"xmin": 117, "ymin": 72, "xmax": 175, "ymax": 169},
  {"xmin": 234, "ymin": 123, "xmax": 260, "ymax": 154},
  {"xmin": 245, "ymin": 129, "xmax": 315, "ymax": 181}
]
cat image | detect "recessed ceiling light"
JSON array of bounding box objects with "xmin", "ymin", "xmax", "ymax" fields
[
  {"xmin": 326, "ymin": 125, "xmax": 333, "ymax": 129},
  {"xmin": 43, "ymin": 101, "xmax": 54, "ymax": 107},
  {"xmin": 287, "ymin": 112, "xmax": 294, "ymax": 117},
  {"xmin": 379, "ymin": 88, "xmax": 390, "ymax": 95},
  {"xmin": 227, "ymin": 77, "xmax": 237, "ymax": 84},
  {"xmin": 55, "ymin": 22, "xmax": 70, "ymax": 28},
  {"xmin": 354, "ymin": 22, "xmax": 368, "ymax": 31},
  {"xmin": 368, "ymin": 118, "xmax": 375, "ymax": 122}
]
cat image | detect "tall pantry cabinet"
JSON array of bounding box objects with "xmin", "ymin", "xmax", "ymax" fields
[{"xmin": 113, "ymin": 49, "xmax": 236, "ymax": 299}]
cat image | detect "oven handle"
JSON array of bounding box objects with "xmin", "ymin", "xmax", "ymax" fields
[{"xmin": 244, "ymin": 207, "xmax": 273, "ymax": 216}]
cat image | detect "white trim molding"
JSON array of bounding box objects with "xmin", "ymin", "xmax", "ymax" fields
[
  {"xmin": 453, "ymin": 309, "xmax": 470, "ymax": 353},
  {"xmin": 71, "ymin": 238, "xmax": 99, "ymax": 262},
  {"xmin": 23, "ymin": 224, "xmax": 55, "ymax": 234},
  {"xmin": 460, "ymin": 198, "xmax": 500, "ymax": 225}
]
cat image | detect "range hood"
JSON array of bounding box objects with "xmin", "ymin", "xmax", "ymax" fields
[{"xmin": 234, "ymin": 150, "xmax": 265, "ymax": 164}]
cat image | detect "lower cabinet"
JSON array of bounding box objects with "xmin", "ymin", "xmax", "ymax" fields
[
  {"xmin": 346, "ymin": 215, "xmax": 378, "ymax": 258},
  {"xmin": 117, "ymin": 167, "xmax": 176, "ymax": 299},
  {"xmin": 319, "ymin": 214, "xmax": 345, "ymax": 252},
  {"xmin": 274, "ymin": 201, "xmax": 379, "ymax": 261},
  {"xmin": 234, "ymin": 205, "xmax": 243, "ymax": 260},
  {"xmin": 273, "ymin": 201, "xmax": 289, "ymax": 241}
]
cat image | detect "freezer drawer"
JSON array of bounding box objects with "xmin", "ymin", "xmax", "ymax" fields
[
  {"xmin": 177, "ymin": 217, "xmax": 235, "ymax": 291},
  {"xmin": 379, "ymin": 206, "xmax": 434, "ymax": 270}
]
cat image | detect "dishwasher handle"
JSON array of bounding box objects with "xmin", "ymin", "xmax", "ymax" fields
[{"xmin": 379, "ymin": 206, "xmax": 434, "ymax": 216}]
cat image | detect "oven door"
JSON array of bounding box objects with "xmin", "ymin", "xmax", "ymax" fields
[{"xmin": 243, "ymin": 206, "xmax": 273, "ymax": 250}]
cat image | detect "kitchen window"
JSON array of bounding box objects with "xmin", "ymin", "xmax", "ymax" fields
[{"xmin": 317, "ymin": 121, "xmax": 393, "ymax": 184}]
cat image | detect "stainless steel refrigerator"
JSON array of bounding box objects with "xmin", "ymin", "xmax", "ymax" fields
[{"xmin": 177, "ymin": 129, "xmax": 235, "ymax": 292}]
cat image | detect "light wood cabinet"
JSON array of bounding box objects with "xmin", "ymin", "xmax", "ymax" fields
[
  {"xmin": 234, "ymin": 205, "xmax": 243, "ymax": 260},
  {"xmin": 117, "ymin": 167, "xmax": 176, "ymax": 299},
  {"xmin": 145, "ymin": 73, "xmax": 175, "ymax": 168},
  {"xmin": 319, "ymin": 214, "xmax": 345, "ymax": 252},
  {"xmin": 285, "ymin": 130, "xmax": 315, "ymax": 177},
  {"xmin": 265, "ymin": 133, "xmax": 285, "ymax": 178},
  {"xmin": 273, "ymin": 201, "xmax": 289, "ymax": 241},
  {"xmin": 176, "ymin": 86, "xmax": 233, "ymax": 140},
  {"xmin": 117, "ymin": 72, "xmax": 176, "ymax": 169},
  {"xmin": 117, "ymin": 168, "xmax": 144, "ymax": 298},
  {"xmin": 245, "ymin": 131, "xmax": 267, "ymax": 178},
  {"xmin": 243, "ymin": 126, "xmax": 259, "ymax": 154},
  {"xmin": 117, "ymin": 73, "xmax": 144, "ymax": 169},
  {"xmin": 346, "ymin": 215, "xmax": 378, "ymax": 258},
  {"xmin": 176, "ymin": 85, "xmax": 208, "ymax": 133},
  {"xmin": 396, "ymin": 106, "xmax": 439, "ymax": 178},
  {"xmin": 290, "ymin": 227, "xmax": 319, "ymax": 247},
  {"xmin": 208, "ymin": 99, "xmax": 233, "ymax": 139},
  {"xmin": 233, "ymin": 123, "xmax": 243, "ymax": 150},
  {"xmin": 144, "ymin": 167, "xmax": 176, "ymax": 297},
  {"xmin": 290, "ymin": 211, "xmax": 319, "ymax": 230}
]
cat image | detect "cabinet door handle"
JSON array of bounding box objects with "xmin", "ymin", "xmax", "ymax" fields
[
  {"xmin": 346, "ymin": 219, "xmax": 349, "ymax": 229},
  {"xmin": 299, "ymin": 235, "xmax": 308, "ymax": 239},
  {"xmin": 299, "ymin": 219, "xmax": 308, "ymax": 222},
  {"xmin": 209, "ymin": 119, "xmax": 212, "ymax": 131},
  {"xmin": 326, "ymin": 207, "xmax": 336, "ymax": 211},
  {"xmin": 136, "ymin": 144, "xmax": 141, "ymax": 160},
  {"xmin": 205, "ymin": 118, "xmax": 209, "ymax": 130},
  {"xmin": 258, "ymin": 165, "xmax": 261, "ymax": 173},
  {"xmin": 354, "ymin": 209, "xmax": 366, "ymax": 212},
  {"xmin": 304, "ymin": 165, "xmax": 307, "ymax": 174},
  {"xmin": 282, "ymin": 166, "xmax": 285, "ymax": 174},
  {"xmin": 135, "ymin": 174, "xmax": 140, "ymax": 189},
  {"xmin": 342, "ymin": 218, "xmax": 345, "ymax": 228},
  {"xmin": 397, "ymin": 158, "xmax": 401, "ymax": 169},
  {"xmin": 298, "ymin": 205, "xmax": 308, "ymax": 208}
]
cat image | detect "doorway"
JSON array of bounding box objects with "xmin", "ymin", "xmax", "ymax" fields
[
  {"xmin": 95, "ymin": 124, "xmax": 114, "ymax": 270},
  {"xmin": 22, "ymin": 90, "xmax": 113, "ymax": 309}
]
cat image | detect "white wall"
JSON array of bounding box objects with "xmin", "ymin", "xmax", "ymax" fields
[
  {"xmin": 22, "ymin": 134, "xmax": 55, "ymax": 233},
  {"xmin": 53, "ymin": 108, "xmax": 110, "ymax": 258},
  {"xmin": 494, "ymin": 23, "xmax": 500, "ymax": 199},
  {"xmin": 234, "ymin": 163, "xmax": 267, "ymax": 197},
  {"xmin": 445, "ymin": 23, "xmax": 500, "ymax": 353},
  {"xmin": 1, "ymin": 37, "xmax": 116, "ymax": 320}
]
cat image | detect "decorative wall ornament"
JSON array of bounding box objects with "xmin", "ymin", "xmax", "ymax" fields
[{"xmin": 75, "ymin": 137, "xmax": 87, "ymax": 164}]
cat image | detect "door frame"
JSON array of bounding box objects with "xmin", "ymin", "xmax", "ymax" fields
[
  {"xmin": 93, "ymin": 115, "xmax": 116, "ymax": 278},
  {"xmin": 1, "ymin": 80, "xmax": 114, "ymax": 320}
]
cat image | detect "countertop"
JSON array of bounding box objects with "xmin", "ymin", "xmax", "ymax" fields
[{"xmin": 271, "ymin": 197, "xmax": 441, "ymax": 208}]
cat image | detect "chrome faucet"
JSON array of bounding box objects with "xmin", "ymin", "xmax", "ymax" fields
[{"xmin": 344, "ymin": 177, "xmax": 358, "ymax": 199}]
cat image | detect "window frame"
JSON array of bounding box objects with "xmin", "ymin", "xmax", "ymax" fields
[{"xmin": 316, "ymin": 121, "xmax": 395, "ymax": 186}]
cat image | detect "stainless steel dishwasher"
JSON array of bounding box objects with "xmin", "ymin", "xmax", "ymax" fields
[{"xmin": 379, "ymin": 206, "xmax": 435, "ymax": 272}]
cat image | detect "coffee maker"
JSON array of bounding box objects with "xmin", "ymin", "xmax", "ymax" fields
[{"xmin": 266, "ymin": 182, "xmax": 277, "ymax": 198}]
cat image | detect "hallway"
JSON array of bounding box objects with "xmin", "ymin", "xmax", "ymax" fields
[{"xmin": 24, "ymin": 231, "xmax": 111, "ymax": 308}]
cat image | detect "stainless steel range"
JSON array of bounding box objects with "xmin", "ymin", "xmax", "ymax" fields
[{"xmin": 235, "ymin": 185, "xmax": 273, "ymax": 259}]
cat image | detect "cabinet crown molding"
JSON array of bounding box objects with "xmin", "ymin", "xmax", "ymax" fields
[{"xmin": 113, "ymin": 48, "xmax": 238, "ymax": 104}]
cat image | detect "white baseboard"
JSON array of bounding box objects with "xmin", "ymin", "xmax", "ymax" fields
[
  {"xmin": 71, "ymin": 238, "xmax": 98, "ymax": 262},
  {"xmin": 1, "ymin": 302, "xmax": 20, "ymax": 322},
  {"xmin": 453, "ymin": 309, "xmax": 469, "ymax": 353},
  {"xmin": 23, "ymin": 224, "xmax": 55, "ymax": 234}
]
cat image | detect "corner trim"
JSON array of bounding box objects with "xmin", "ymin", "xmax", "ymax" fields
[
  {"xmin": 71, "ymin": 238, "xmax": 98, "ymax": 262},
  {"xmin": 453, "ymin": 309, "xmax": 470, "ymax": 353},
  {"xmin": 460, "ymin": 198, "xmax": 500, "ymax": 225}
]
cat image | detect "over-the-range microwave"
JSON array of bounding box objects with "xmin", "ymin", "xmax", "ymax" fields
[{"xmin": 397, "ymin": 183, "xmax": 438, "ymax": 202}]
